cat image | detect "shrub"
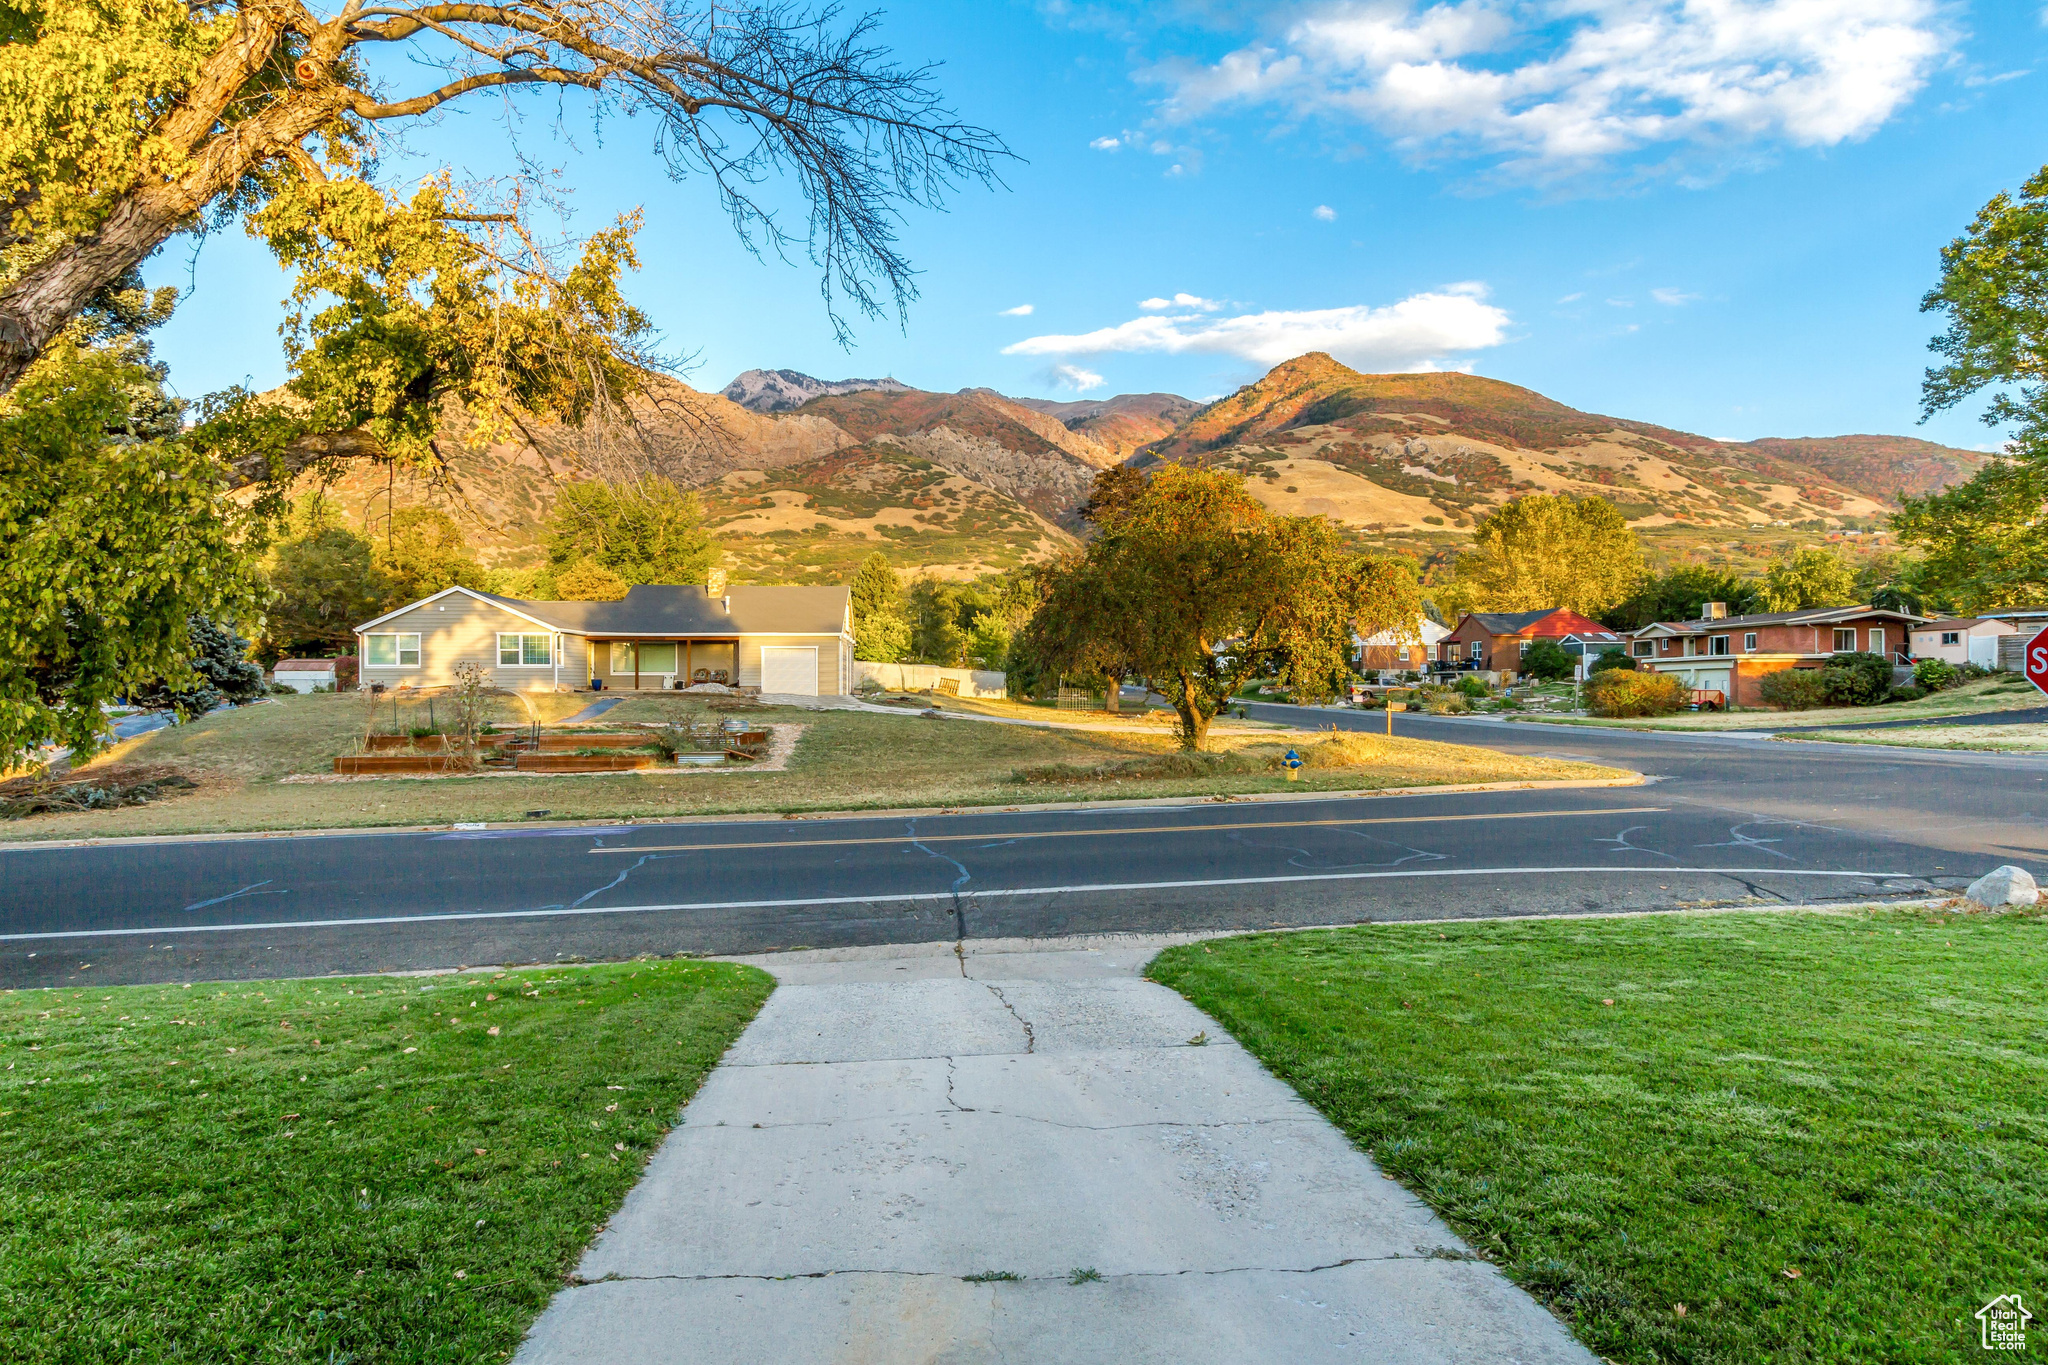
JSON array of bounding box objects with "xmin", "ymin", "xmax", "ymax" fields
[
  {"xmin": 1589, "ymin": 648, "xmax": 1636, "ymax": 675},
  {"xmin": 1885, "ymin": 685, "xmax": 1927, "ymax": 704},
  {"xmin": 1519, "ymin": 638, "xmax": 1576, "ymax": 682},
  {"xmin": 1821, "ymin": 652, "xmax": 1893, "ymax": 706},
  {"xmin": 1758, "ymin": 668, "xmax": 1828, "ymax": 710},
  {"xmin": 1960, "ymin": 662, "xmax": 1994, "ymax": 681},
  {"xmin": 1301, "ymin": 733, "xmax": 1394, "ymax": 768},
  {"xmin": 1912, "ymin": 658, "xmax": 1959, "ymax": 691},
  {"xmin": 1582, "ymin": 669, "xmax": 1688, "ymax": 718},
  {"xmin": 1455, "ymin": 676, "xmax": 1490, "ymax": 699}
]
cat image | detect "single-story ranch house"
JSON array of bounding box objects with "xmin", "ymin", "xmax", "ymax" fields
[
  {"xmin": 353, "ymin": 579, "xmax": 855, "ymax": 696},
  {"xmin": 1436, "ymin": 609, "xmax": 1622, "ymax": 677},
  {"xmin": 1908, "ymin": 616, "xmax": 2012, "ymax": 669},
  {"xmin": 1627, "ymin": 603, "xmax": 1922, "ymax": 707}
]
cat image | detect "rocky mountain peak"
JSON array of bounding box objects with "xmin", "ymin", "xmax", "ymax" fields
[{"xmin": 720, "ymin": 369, "xmax": 913, "ymax": 413}]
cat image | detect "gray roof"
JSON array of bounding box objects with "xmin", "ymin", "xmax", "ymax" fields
[
  {"xmin": 1917, "ymin": 617, "xmax": 1989, "ymax": 630},
  {"xmin": 479, "ymin": 584, "xmax": 849, "ymax": 636},
  {"xmin": 1635, "ymin": 604, "xmax": 1921, "ymax": 636}
]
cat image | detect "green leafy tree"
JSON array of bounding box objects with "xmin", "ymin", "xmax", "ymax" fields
[
  {"xmin": 1589, "ymin": 647, "xmax": 1636, "ymax": 675},
  {"xmin": 1758, "ymin": 546, "xmax": 1857, "ymax": 612},
  {"xmin": 554, "ymin": 559, "xmax": 631, "ymax": 602},
  {"xmin": 1016, "ymin": 465, "xmax": 1420, "ymax": 749},
  {"xmin": 850, "ymin": 552, "xmax": 911, "ymax": 663},
  {"xmin": 545, "ymin": 476, "xmax": 714, "ymax": 588},
  {"xmin": 1893, "ymin": 460, "xmax": 2048, "ymax": 614},
  {"xmin": 0, "ymin": 0, "xmax": 1007, "ymax": 408},
  {"xmin": 1450, "ymin": 495, "xmax": 1644, "ymax": 617},
  {"xmin": 964, "ymin": 611, "xmax": 1013, "ymax": 671},
  {"xmin": 0, "ymin": 340, "xmax": 263, "ymax": 765},
  {"xmin": 905, "ymin": 573, "xmax": 969, "ymax": 666},
  {"xmin": 1607, "ymin": 565, "xmax": 1761, "ymax": 630},
  {"xmin": 1518, "ymin": 638, "xmax": 1576, "ymax": 682},
  {"xmin": 262, "ymin": 505, "xmax": 387, "ymax": 659},
  {"xmin": 375, "ymin": 506, "xmax": 491, "ymax": 604}
]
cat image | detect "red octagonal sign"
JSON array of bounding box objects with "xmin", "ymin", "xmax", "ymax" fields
[{"xmin": 2028, "ymin": 626, "xmax": 2048, "ymax": 695}]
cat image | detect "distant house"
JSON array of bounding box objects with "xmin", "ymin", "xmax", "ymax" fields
[
  {"xmin": 1628, "ymin": 603, "xmax": 1922, "ymax": 707},
  {"xmin": 271, "ymin": 659, "xmax": 337, "ymax": 693},
  {"xmin": 352, "ymin": 578, "xmax": 855, "ymax": 696},
  {"xmin": 1437, "ymin": 609, "xmax": 1620, "ymax": 677},
  {"xmin": 1977, "ymin": 609, "xmax": 2048, "ymax": 672},
  {"xmin": 1909, "ymin": 617, "xmax": 2011, "ymax": 669},
  {"xmin": 1354, "ymin": 617, "xmax": 1450, "ymax": 672}
]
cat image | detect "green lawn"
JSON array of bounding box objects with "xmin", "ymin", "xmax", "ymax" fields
[
  {"xmin": 0, "ymin": 960, "xmax": 772, "ymax": 1363},
  {"xmin": 1151, "ymin": 909, "xmax": 2048, "ymax": 1363}
]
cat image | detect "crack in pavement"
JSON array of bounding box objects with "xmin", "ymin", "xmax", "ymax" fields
[
  {"xmin": 981, "ymin": 983, "xmax": 1035, "ymax": 1054},
  {"xmin": 565, "ymin": 1253, "xmax": 1442, "ymax": 1288},
  {"xmin": 570, "ymin": 853, "xmax": 679, "ymax": 909},
  {"xmin": 696, "ymin": 1110, "xmax": 1320, "ymax": 1134},
  {"xmin": 181, "ymin": 881, "xmax": 289, "ymax": 913}
]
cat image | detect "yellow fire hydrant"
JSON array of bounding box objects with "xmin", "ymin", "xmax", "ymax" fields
[{"xmin": 1283, "ymin": 748, "xmax": 1302, "ymax": 781}]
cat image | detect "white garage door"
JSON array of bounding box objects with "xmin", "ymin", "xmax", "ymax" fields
[{"xmin": 760, "ymin": 646, "xmax": 819, "ymax": 696}]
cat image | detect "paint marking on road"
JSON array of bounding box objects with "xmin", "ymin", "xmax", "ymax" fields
[
  {"xmin": 0, "ymin": 866, "xmax": 1920, "ymax": 942},
  {"xmin": 586, "ymin": 806, "xmax": 1670, "ymax": 855}
]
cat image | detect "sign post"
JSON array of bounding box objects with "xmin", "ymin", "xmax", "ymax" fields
[{"xmin": 2028, "ymin": 626, "xmax": 2048, "ymax": 696}]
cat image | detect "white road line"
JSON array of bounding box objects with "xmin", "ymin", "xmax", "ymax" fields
[{"xmin": 0, "ymin": 866, "xmax": 1922, "ymax": 943}]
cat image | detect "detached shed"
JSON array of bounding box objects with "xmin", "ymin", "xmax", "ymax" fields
[{"xmin": 273, "ymin": 659, "xmax": 338, "ymax": 693}]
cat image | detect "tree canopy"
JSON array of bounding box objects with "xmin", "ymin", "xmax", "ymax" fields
[
  {"xmin": 1016, "ymin": 464, "xmax": 1421, "ymax": 749},
  {"xmin": 544, "ymin": 475, "xmax": 714, "ymax": 589},
  {"xmin": 0, "ymin": 0, "xmax": 1009, "ymax": 410},
  {"xmin": 1757, "ymin": 546, "xmax": 1857, "ymax": 612},
  {"xmin": 1447, "ymin": 494, "xmax": 1644, "ymax": 617},
  {"xmin": 849, "ymin": 551, "xmax": 910, "ymax": 663}
]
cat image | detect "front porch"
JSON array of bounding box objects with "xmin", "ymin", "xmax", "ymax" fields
[{"xmin": 586, "ymin": 638, "xmax": 740, "ymax": 691}]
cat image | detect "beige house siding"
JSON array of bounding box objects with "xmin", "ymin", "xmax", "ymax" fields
[
  {"xmin": 739, "ymin": 635, "xmax": 850, "ymax": 695},
  {"xmin": 358, "ymin": 597, "xmax": 562, "ymax": 691}
]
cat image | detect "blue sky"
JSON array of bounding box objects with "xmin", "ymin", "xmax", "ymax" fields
[{"xmin": 146, "ymin": 0, "xmax": 2048, "ymax": 447}]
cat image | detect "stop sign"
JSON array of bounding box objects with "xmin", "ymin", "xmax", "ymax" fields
[{"xmin": 2027, "ymin": 626, "xmax": 2048, "ymax": 695}]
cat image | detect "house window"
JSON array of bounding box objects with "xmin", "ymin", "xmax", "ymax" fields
[
  {"xmin": 1632, "ymin": 640, "xmax": 1654, "ymax": 657},
  {"xmin": 1744, "ymin": 632, "xmax": 1758, "ymax": 652},
  {"xmin": 1869, "ymin": 628, "xmax": 1886, "ymax": 654},
  {"xmin": 1469, "ymin": 641, "xmax": 1483, "ymax": 662},
  {"xmin": 1832, "ymin": 628, "xmax": 1856, "ymax": 652},
  {"xmin": 610, "ymin": 641, "xmax": 679, "ymax": 675},
  {"xmin": 1710, "ymin": 635, "xmax": 1730, "ymax": 656},
  {"xmin": 1519, "ymin": 639, "xmax": 1531, "ymax": 656},
  {"xmin": 1941, "ymin": 631, "xmax": 1961, "ymax": 646},
  {"xmin": 498, "ymin": 633, "xmax": 553, "ymax": 666},
  {"xmin": 364, "ymin": 633, "xmax": 420, "ymax": 667}
]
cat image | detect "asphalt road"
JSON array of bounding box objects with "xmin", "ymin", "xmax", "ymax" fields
[{"xmin": 5, "ymin": 700, "xmax": 2040, "ymax": 989}]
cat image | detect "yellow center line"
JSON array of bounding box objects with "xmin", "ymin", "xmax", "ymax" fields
[{"xmin": 587, "ymin": 806, "xmax": 1669, "ymax": 854}]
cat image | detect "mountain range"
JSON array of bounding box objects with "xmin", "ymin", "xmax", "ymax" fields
[{"xmin": 291, "ymin": 354, "xmax": 1989, "ymax": 584}]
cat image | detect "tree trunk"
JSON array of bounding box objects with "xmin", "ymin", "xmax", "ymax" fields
[
  {"xmin": 1172, "ymin": 671, "xmax": 1209, "ymax": 751},
  {"xmin": 1102, "ymin": 672, "xmax": 1121, "ymax": 713}
]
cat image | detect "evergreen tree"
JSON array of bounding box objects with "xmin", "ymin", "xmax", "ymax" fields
[
  {"xmin": 133, "ymin": 617, "xmax": 266, "ymax": 719},
  {"xmin": 849, "ymin": 552, "xmax": 911, "ymax": 662}
]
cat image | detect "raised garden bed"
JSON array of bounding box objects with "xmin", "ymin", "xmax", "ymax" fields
[
  {"xmin": 334, "ymin": 754, "xmax": 470, "ymax": 774},
  {"xmin": 506, "ymin": 753, "xmax": 662, "ymax": 772}
]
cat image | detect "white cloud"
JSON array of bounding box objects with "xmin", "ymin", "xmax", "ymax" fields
[
  {"xmin": 1650, "ymin": 287, "xmax": 1699, "ymax": 306},
  {"xmin": 1138, "ymin": 297, "xmax": 1175, "ymax": 310},
  {"xmin": 1090, "ymin": 136, "xmax": 1122, "ymax": 150},
  {"xmin": 1313, "ymin": 204, "xmax": 1338, "ymax": 220},
  {"xmin": 1138, "ymin": 292, "xmax": 1222, "ymax": 312},
  {"xmin": 1003, "ymin": 283, "xmax": 1511, "ymax": 371},
  {"xmin": 1046, "ymin": 363, "xmax": 1107, "ymax": 392},
  {"xmin": 1556, "ymin": 291, "xmax": 1585, "ymax": 303},
  {"xmin": 1149, "ymin": 0, "xmax": 1954, "ymax": 178},
  {"xmin": 1000, "ymin": 303, "xmax": 1036, "ymax": 316}
]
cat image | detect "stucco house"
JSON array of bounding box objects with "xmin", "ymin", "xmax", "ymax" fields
[
  {"xmin": 1908, "ymin": 617, "xmax": 2011, "ymax": 669},
  {"xmin": 352, "ymin": 577, "xmax": 855, "ymax": 696},
  {"xmin": 1628, "ymin": 603, "xmax": 1922, "ymax": 707}
]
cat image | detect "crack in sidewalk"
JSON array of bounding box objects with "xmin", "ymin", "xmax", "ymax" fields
[
  {"xmin": 566, "ymin": 1252, "xmax": 1449, "ymax": 1289},
  {"xmin": 982, "ymin": 983, "xmax": 1035, "ymax": 1054}
]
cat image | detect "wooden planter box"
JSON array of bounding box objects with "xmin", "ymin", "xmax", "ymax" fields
[
  {"xmin": 334, "ymin": 754, "xmax": 471, "ymax": 774},
  {"xmin": 532, "ymin": 733, "xmax": 651, "ymax": 751},
  {"xmin": 363, "ymin": 734, "xmax": 510, "ymax": 753},
  {"xmin": 511, "ymin": 753, "xmax": 661, "ymax": 772}
]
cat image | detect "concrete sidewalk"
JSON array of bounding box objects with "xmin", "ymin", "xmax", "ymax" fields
[{"xmin": 514, "ymin": 935, "xmax": 1596, "ymax": 1364}]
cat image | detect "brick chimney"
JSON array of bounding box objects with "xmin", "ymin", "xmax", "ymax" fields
[
  {"xmin": 705, "ymin": 566, "xmax": 728, "ymax": 597},
  {"xmin": 1701, "ymin": 601, "xmax": 1728, "ymax": 620}
]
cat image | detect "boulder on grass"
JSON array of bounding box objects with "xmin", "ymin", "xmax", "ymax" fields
[{"xmin": 1964, "ymin": 865, "xmax": 2039, "ymax": 910}]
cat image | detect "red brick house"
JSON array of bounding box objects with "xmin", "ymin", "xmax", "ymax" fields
[
  {"xmin": 1628, "ymin": 603, "xmax": 1921, "ymax": 707},
  {"xmin": 1436, "ymin": 609, "xmax": 1623, "ymax": 677}
]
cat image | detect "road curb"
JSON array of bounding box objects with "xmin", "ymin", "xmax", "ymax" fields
[{"xmin": 0, "ymin": 773, "xmax": 1648, "ymax": 853}]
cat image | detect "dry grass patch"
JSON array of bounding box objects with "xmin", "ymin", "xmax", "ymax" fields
[{"xmin": 1, "ymin": 696, "xmax": 1633, "ymax": 841}]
